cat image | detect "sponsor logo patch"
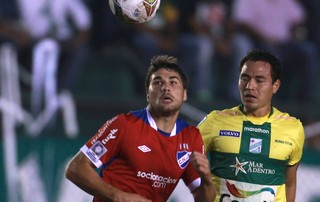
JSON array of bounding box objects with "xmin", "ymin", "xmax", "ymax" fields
[
  {"xmin": 101, "ymin": 129, "xmax": 117, "ymax": 144},
  {"xmin": 138, "ymin": 145, "xmax": 151, "ymax": 153},
  {"xmin": 219, "ymin": 130, "xmax": 240, "ymax": 137},
  {"xmin": 86, "ymin": 141, "xmax": 107, "ymax": 162},
  {"xmin": 230, "ymin": 157, "xmax": 249, "ymax": 176},
  {"xmin": 137, "ymin": 171, "xmax": 178, "ymax": 189}
]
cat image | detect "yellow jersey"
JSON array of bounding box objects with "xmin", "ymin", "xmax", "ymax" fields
[{"xmin": 198, "ymin": 105, "xmax": 305, "ymax": 202}]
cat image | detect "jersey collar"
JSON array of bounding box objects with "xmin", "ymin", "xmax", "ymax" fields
[
  {"xmin": 146, "ymin": 108, "xmax": 177, "ymax": 137},
  {"xmin": 239, "ymin": 104, "xmax": 274, "ymax": 118}
]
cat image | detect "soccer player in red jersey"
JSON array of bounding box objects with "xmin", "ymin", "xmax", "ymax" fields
[{"xmin": 65, "ymin": 55, "xmax": 216, "ymax": 202}]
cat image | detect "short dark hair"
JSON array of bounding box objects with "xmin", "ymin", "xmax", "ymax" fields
[
  {"xmin": 240, "ymin": 49, "xmax": 282, "ymax": 83},
  {"xmin": 145, "ymin": 55, "xmax": 189, "ymax": 93}
]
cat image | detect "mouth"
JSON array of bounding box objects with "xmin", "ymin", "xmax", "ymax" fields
[
  {"xmin": 161, "ymin": 94, "xmax": 174, "ymax": 103},
  {"xmin": 243, "ymin": 93, "xmax": 257, "ymax": 100}
]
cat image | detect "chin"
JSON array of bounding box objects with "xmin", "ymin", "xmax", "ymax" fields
[{"xmin": 243, "ymin": 100, "xmax": 258, "ymax": 109}]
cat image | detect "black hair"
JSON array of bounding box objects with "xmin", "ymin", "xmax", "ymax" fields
[
  {"xmin": 240, "ymin": 49, "xmax": 282, "ymax": 83},
  {"xmin": 145, "ymin": 55, "xmax": 189, "ymax": 92}
]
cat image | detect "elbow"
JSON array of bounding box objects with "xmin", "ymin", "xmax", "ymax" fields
[{"xmin": 65, "ymin": 159, "xmax": 78, "ymax": 182}]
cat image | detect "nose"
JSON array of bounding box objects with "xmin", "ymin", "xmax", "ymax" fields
[
  {"xmin": 161, "ymin": 81, "xmax": 170, "ymax": 92},
  {"xmin": 245, "ymin": 78, "xmax": 256, "ymax": 89}
]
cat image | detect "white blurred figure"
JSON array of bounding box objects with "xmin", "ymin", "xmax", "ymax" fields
[
  {"xmin": 16, "ymin": 0, "xmax": 92, "ymax": 136},
  {"xmin": 17, "ymin": 0, "xmax": 92, "ymax": 91}
]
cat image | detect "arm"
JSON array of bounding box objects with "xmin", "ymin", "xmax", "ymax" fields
[
  {"xmin": 285, "ymin": 163, "xmax": 299, "ymax": 202},
  {"xmin": 189, "ymin": 151, "xmax": 216, "ymax": 202},
  {"xmin": 65, "ymin": 151, "xmax": 151, "ymax": 202}
]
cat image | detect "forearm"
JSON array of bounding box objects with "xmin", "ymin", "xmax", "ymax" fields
[
  {"xmin": 194, "ymin": 176, "xmax": 216, "ymax": 202},
  {"xmin": 67, "ymin": 167, "xmax": 120, "ymax": 200},
  {"xmin": 66, "ymin": 152, "xmax": 152, "ymax": 202},
  {"xmin": 285, "ymin": 183, "xmax": 296, "ymax": 202},
  {"xmin": 190, "ymin": 151, "xmax": 216, "ymax": 201},
  {"xmin": 65, "ymin": 153, "xmax": 121, "ymax": 201},
  {"xmin": 285, "ymin": 164, "xmax": 299, "ymax": 202}
]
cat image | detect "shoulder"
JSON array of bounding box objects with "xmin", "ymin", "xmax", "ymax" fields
[
  {"xmin": 176, "ymin": 118, "xmax": 200, "ymax": 134},
  {"xmin": 271, "ymin": 107, "xmax": 304, "ymax": 135},
  {"xmin": 201, "ymin": 106, "xmax": 241, "ymax": 121},
  {"xmin": 271, "ymin": 107, "xmax": 302, "ymax": 124},
  {"xmin": 214, "ymin": 106, "xmax": 242, "ymax": 116},
  {"xmin": 99, "ymin": 110, "xmax": 143, "ymax": 131}
]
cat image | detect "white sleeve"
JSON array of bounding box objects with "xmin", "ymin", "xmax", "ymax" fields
[{"xmin": 187, "ymin": 177, "xmax": 201, "ymax": 192}]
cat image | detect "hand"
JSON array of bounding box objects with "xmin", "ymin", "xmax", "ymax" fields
[{"xmin": 189, "ymin": 151, "xmax": 212, "ymax": 185}]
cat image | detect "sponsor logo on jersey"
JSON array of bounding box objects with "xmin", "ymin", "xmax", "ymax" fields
[
  {"xmin": 91, "ymin": 117, "xmax": 118, "ymax": 144},
  {"xmin": 86, "ymin": 141, "xmax": 107, "ymax": 162},
  {"xmin": 249, "ymin": 138, "xmax": 262, "ymax": 154},
  {"xmin": 221, "ymin": 180, "xmax": 275, "ymax": 201},
  {"xmin": 243, "ymin": 126, "xmax": 270, "ymax": 134},
  {"xmin": 101, "ymin": 129, "xmax": 118, "ymax": 144},
  {"xmin": 219, "ymin": 130, "xmax": 240, "ymax": 137},
  {"xmin": 176, "ymin": 150, "xmax": 191, "ymax": 169},
  {"xmin": 138, "ymin": 145, "xmax": 151, "ymax": 152},
  {"xmin": 137, "ymin": 171, "xmax": 178, "ymax": 188},
  {"xmin": 230, "ymin": 157, "xmax": 276, "ymax": 176},
  {"xmin": 275, "ymin": 139, "xmax": 293, "ymax": 146},
  {"xmin": 98, "ymin": 116, "xmax": 118, "ymax": 135},
  {"xmin": 230, "ymin": 157, "xmax": 248, "ymax": 175}
]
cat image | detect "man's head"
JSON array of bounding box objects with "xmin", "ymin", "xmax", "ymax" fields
[
  {"xmin": 238, "ymin": 49, "xmax": 282, "ymax": 116},
  {"xmin": 240, "ymin": 49, "xmax": 282, "ymax": 83},
  {"xmin": 145, "ymin": 55, "xmax": 189, "ymax": 92},
  {"xmin": 145, "ymin": 55, "xmax": 189, "ymax": 116}
]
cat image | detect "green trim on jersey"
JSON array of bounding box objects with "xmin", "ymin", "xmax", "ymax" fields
[{"xmin": 240, "ymin": 121, "xmax": 271, "ymax": 156}]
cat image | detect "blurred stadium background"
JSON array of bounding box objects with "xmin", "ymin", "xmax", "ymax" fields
[{"xmin": 1, "ymin": 0, "xmax": 320, "ymax": 201}]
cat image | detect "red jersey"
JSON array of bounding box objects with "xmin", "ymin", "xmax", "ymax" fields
[{"xmin": 80, "ymin": 108, "xmax": 205, "ymax": 202}]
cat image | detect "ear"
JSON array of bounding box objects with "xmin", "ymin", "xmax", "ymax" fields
[
  {"xmin": 146, "ymin": 93, "xmax": 150, "ymax": 102},
  {"xmin": 272, "ymin": 79, "xmax": 281, "ymax": 94},
  {"xmin": 183, "ymin": 89, "xmax": 187, "ymax": 101}
]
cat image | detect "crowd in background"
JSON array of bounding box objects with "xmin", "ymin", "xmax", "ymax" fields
[
  {"xmin": 88, "ymin": 0, "xmax": 320, "ymax": 104},
  {"xmin": 1, "ymin": 0, "xmax": 320, "ymax": 146},
  {"xmin": 1, "ymin": 0, "xmax": 320, "ymax": 100},
  {"xmin": 0, "ymin": 0, "xmax": 320, "ymax": 200}
]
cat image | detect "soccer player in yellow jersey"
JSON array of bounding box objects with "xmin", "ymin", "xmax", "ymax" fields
[{"xmin": 198, "ymin": 49, "xmax": 305, "ymax": 202}]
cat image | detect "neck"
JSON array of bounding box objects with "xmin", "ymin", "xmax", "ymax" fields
[
  {"xmin": 147, "ymin": 107, "xmax": 178, "ymax": 133},
  {"xmin": 240, "ymin": 104, "xmax": 273, "ymax": 117}
]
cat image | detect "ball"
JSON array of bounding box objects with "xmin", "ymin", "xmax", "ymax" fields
[{"xmin": 109, "ymin": 0, "xmax": 161, "ymax": 23}]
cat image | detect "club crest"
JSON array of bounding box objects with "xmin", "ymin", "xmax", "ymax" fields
[
  {"xmin": 249, "ymin": 138, "xmax": 262, "ymax": 154},
  {"xmin": 177, "ymin": 150, "xmax": 191, "ymax": 169}
]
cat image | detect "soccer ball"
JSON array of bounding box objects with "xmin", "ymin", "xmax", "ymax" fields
[{"xmin": 109, "ymin": 0, "xmax": 160, "ymax": 23}]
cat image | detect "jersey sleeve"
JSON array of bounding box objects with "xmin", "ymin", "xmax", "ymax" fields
[
  {"xmin": 80, "ymin": 114, "xmax": 126, "ymax": 168},
  {"xmin": 288, "ymin": 120, "xmax": 305, "ymax": 166}
]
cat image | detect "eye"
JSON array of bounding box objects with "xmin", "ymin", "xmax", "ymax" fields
[
  {"xmin": 171, "ymin": 80, "xmax": 178, "ymax": 85},
  {"xmin": 152, "ymin": 80, "xmax": 162, "ymax": 86},
  {"xmin": 256, "ymin": 77, "xmax": 267, "ymax": 83},
  {"xmin": 240, "ymin": 76, "xmax": 249, "ymax": 82}
]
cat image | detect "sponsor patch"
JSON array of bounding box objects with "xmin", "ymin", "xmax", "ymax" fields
[
  {"xmin": 101, "ymin": 129, "xmax": 117, "ymax": 144},
  {"xmin": 138, "ymin": 145, "xmax": 151, "ymax": 153},
  {"xmin": 86, "ymin": 141, "xmax": 107, "ymax": 162},
  {"xmin": 230, "ymin": 157, "xmax": 248, "ymax": 176},
  {"xmin": 219, "ymin": 130, "xmax": 240, "ymax": 137}
]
